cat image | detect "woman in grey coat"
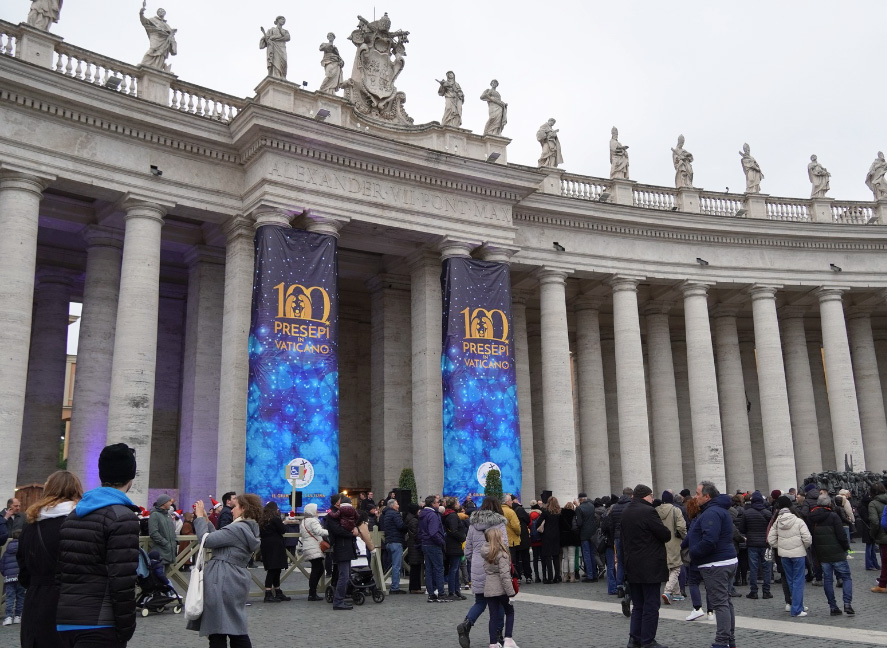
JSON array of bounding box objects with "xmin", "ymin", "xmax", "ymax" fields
[{"xmin": 190, "ymin": 493, "xmax": 262, "ymax": 648}]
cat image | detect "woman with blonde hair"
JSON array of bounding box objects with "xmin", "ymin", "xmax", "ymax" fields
[
  {"xmin": 482, "ymin": 527, "xmax": 518, "ymax": 648},
  {"xmin": 17, "ymin": 470, "xmax": 83, "ymax": 648}
]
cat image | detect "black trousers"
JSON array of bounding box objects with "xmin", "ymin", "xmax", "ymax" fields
[
  {"xmin": 628, "ymin": 582, "xmax": 662, "ymax": 646},
  {"xmin": 208, "ymin": 635, "xmax": 252, "ymax": 648},
  {"xmin": 264, "ymin": 568, "xmax": 281, "ymax": 588},
  {"xmin": 61, "ymin": 629, "xmax": 127, "ymax": 648},
  {"xmin": 309, "ymin": 557, "xmax": 324, "ymax": 594}
]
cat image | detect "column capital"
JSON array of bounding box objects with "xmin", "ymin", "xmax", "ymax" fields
[
  {"xmin": 779, "ymin": 304, "xmax": 810, "ymax": 319},
  {"xmin": 303, "ymin": 209, "xmax": 350, "ymax": 238},
  {"xmin": 680, "ymin": 281, "xmax": 714, "ymax": 298},
  {"xmin": 816, "ymin": 286, "xmax": 850, "ymax": 304},
  {"xmin": 366, "ymin": 273, "xmax": 411, "ymax": 294},
  {"xmin": 845, "ymin": 306, "xmax": 873, "ymax": 320},
  {"xmin": 574, "ymin": 294, "xmax": 605, "ymax": 312},
  {"xmin": 159, "ymin": 282, "xmax": 188, "ymax": 300},
  {"xmin": 534, "ymin": 266, "xmax": 572, "ymax": 286},
  {"xmin": 511, "ymin": 290, "xmax": 532, "ymax": 307},
  {"xmin": 35, "ymin": 266, "xmax": 76, "ymax": 289},
  {"xmin": 82, "ymin": 225, "xmax": 124, "ymax": 250},
  {"xmin": 184, "ymin": 245, "xmax": 226, "ymax": 268},
  {"xmin": 405, "ymin": 248, "xmax": 441, "ymax": 272},
  {"xmin": 0, "ymin": 168, "xmax": 56, "ymax": 195},
  {"xmin": 121, "ymin": 194, "xmax": 171, "ymax": 224},
  {"xmin": 748, "ymin": 284, "xmax": 782, "ymax": 301},
  {"xmin": 221, "ymin": 215, "xmax": 254, "ymax": 242},
  {"xmin": 476, "ymin": 242, "xmax": 520, "ymax": 264},
  {"xmin": 711, "ymin": 303, "xmax": 741, "ymax": 319},
  {"xmin": 606, "ymin": 274, "xmax": 643, "ymax": 292},
  {"xmin": 252, "ymin": 208, "xmax": 291, "ymax": 228},
  {"xmin": 642, "ymin": 300, "xmax": 674, "ymax": 316},
  {"xmin": 438, "ymin": 236, "xmax": 480, "ymax": 260}
]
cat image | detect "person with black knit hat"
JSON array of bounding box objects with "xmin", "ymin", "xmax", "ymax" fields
[{"xmin": 56, "ymin": 443, "xmax": 141, "ymax": 647}]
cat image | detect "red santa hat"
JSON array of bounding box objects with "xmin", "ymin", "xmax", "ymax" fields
[
  {"xmin": 175, "ymin": 509, "xmax": 183, "ymax": 516},
  {"xmin": 139, "ymin": 507, "xmax": 150, "ymax": 518},
  {"xmin": 210, "ymin": 496, "xmax": 222, "ymax": 510},
  {"xmin": 288, "ymin": 510, "xmax": 296, "ymax": 518}
]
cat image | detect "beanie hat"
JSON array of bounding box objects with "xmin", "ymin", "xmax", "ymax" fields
[
  {"xmin": 661, "ymin": 490, "xmax": 674, "ymax": 504},
  {"xmin": 340, "ymin": 496, "xmax": 352, "ymax": 505},
  {"xmin": 98, "ymin": 443, "xmax": 137, "ymax": 485},
  {"xmin": 751, "ymin": 490, "xmax": 764, "ymax": 504},
  {"xmin": 633, "ymin": 484, "xmax": 653, "ymax": 499},
  {"xmin": 770, "ymin": 489, "xmax": 782, "ymax": 500},
  {"xmin": 154, "ymin": 494, "xmax": 172, "ymax": 507},
  {"xmin": 776, "ymin": 495, "xmax": 793, "ymax": 510},
  {"xmin": 679, "ymin": 489, "xmax": 691, "ymax": 498},
  {"xmin": 804, "ymin": 483, "xmax": 817, "ymax": 493},
  {"xmin": 578, "ymin": 492, "xmax": 587, "ymax": 499}
]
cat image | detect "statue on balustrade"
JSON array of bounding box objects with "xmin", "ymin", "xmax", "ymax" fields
[
  {"xmin": 26, "ymin": 0, "xmax": 62, "ymax": 31},
  {"xmin": 865, "ymin": 151, "xmax": 887, "ymax": 201},
  {"xmin": 537, "ymin": 118, "xmax": 563, "ymax": 168},
  {"xmin": 259, "ymin": 16, "xmax": 290, "ymax": 79},
  {"xmin": 342, "ymin": 12, "xmax": 413, "ymax": 124},
  {"xmin": 318, "ymin": 33, "xmax": 344, "ymax": 94},
  {"xmin": 138, "ymin": 2, "xmax": 177, "ymax": 73},
  {"xmin": 438, "ymin": 71, "xmax": 464, "ymax": 128},
  {"xmin": 808, "ymin": 154, "xmax": 831, "ymax": 198},
  {"xmin": 609, "ymin": 127, "xmax": 629, "ymax": 180},
  {"xmin": 739, "ymin": 143, "xmax": 764, "ymax": 193},
  {"xmin": 480, "ymin": 80, "xmax": 508, "ymax": 136},
  {"xmin": 672, "ymin": 134, "xmax": 694, "ymax": 189}
]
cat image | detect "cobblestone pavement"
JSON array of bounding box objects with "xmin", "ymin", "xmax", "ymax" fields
[{"xmin": 3, "ymin": 548, "xmax": 886, "ymax": 647}]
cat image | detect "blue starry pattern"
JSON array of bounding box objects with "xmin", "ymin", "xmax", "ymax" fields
[
  {"xmin": 441, "ymin": 257, "xmax": 522, "ymax": 501},
  {"xmin": 246, "ymin": 225, "xmax": 339, "ymax": 512}
]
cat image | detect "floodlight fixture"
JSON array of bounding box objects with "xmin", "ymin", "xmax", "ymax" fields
[
  {"xmin": 486, "ymin": 152, "xmax": 501, "ymax": 163},
  {"xmin": 314, "ymin": 109, "xmax": 331, "ymax": 122},
  {"xmin": 553, "ymin": 242, "xmax": 565, "ymax": 252},
  {"xmin": 830, "ymin": 263, "xmax": 842, "ymax": 272},
  {"xmin": 735, "ymin": 208, "xmax": 748, "ymax": 217},
  {"xmin": 104, "ymin": 76, "xmax": 123, "ymax": 91},
  {"xmin": 696, "ymin": 257, "xmax": 709, "ymax": 266},
  {"xmin": 598, "ymin": 192, "xmax": 611, "ymax": 202},
  {"xmin": 150, "ymin": 165, "xmax": 162, "ymax": 177}
]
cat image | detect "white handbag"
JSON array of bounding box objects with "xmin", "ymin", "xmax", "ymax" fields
[{"xmin": 184, "ymin": 533, "xmax": 209, "ymax": 620}]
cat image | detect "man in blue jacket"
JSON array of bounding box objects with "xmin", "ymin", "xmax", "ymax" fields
[
  {"xmin": 689, "ymin": 481, "xmax": 738, "ymax": 648},
  {"xmin": 379, "ymin": 498, "xmax": 407, "ymax": 594},
  {"xmin": 417, "ymin": 495, "xmax": 448, "ymax": 602}
]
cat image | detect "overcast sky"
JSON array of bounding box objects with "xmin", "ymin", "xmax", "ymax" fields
[{"xmin": 3, "ymin": 1, "xmax": 885, "ymax": 200}]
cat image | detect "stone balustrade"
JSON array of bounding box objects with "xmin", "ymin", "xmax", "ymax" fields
[
  {"xmin": 561, "ymin": 174, "xmax": 607, "ymax": 201},
  {"xmin": 699, "ymin": 193, "xmax": 744, "ymax": 218},
  {"xmin": 765, "ymin": 197, "xmax": 810, "ymax": 222},
  {"xmin": 0, "ymin": 22, "xmax": 19, "ymax": 57},
  {"xmin": 53, "ymin": 41, "xmax": 140, "ymax": 97},
  {"xmin": 831, "ymin": 202, "xmax": 877, "ymax": 225},
  {"xmin": 169, "ymin": 79, "xmax": 245, "ymax": 123},
  {"xmin": 633, "ymin": 184, "xmax": 677, "ymax": 211}
]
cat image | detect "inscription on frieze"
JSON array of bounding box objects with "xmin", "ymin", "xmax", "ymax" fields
[{"xmin": 269, "ymin": 161, "xmax": 511, "ymax": 223}]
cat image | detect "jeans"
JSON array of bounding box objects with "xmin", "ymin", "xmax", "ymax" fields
[
  {"xmin": 821, "ymin": 560, "xmax": 852, "ymax": 608},
  {"xmin": 865, "ymin": 542, "xmax": 880, "ymax": 570},
  {"xmin": 486, "ymin": 595, "xmax": 514, "ymax": 643},
  {"xmin": 687, "ymin": 565, "xmax": 707, "ymax": 611},
  {"xmin": 466, "ymin": 592, "xmax": 488, "ymax": 624},
  {"xmin": 422, "ymin": 544, "xmax": 445, "ymax": 597},
  {"xmin": 700, "ymin": 562, "xmax": 736, "ymax": 648},
  {"xmin": 387, "ymin": 542, "xmax": 403, "ymax": 591},
  {"xmin": 628, "ymin": 582, "xmax": 661, "ymax": 645},
  {"xmin": 446, "ymin": 555, "xmax": 461, "ymax": 595},
  {"xmin": 333, "ymin": 559, "xmax": 350, "ymax": 606},
  {"xmin": 580, "ymin": 540, "xmax": 597, "ymax": 580},
  {"xmin": 606, "ymin": 545, "xmax": 617, "ymax": 593},
  {"xmin": 781, "ymin": 556, "xmax": 807, "ymax": 615},
  {"xmin": 60, "ymin": 628, "xmax": 127, "ymax": 648},
  {"xmin": 615, "ymin": 538, "xmax": 625, "ymax": 586},
  {"xmin": 3, "ymin": 581, "xmax": 24, "ymax": 617},
  {"xmin": 747, "ymin": 546, "xmax": 772, "ymax": 594}
]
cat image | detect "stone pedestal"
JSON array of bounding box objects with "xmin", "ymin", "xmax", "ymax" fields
[
  {"xmin": 676, "ymin": 187, "xmax": 700, "ymax": 214},
  {"xmin": 810, "ymin": 198, "xmax": 834, "ymax": 224},
  {"xmin": 255, "ymin": 76, "xmax": 347, "ymax": 122},
  {"xmin": 512, "ymin": 293, "xmax": 535, "ymax": 502},
  {"xmin": 540, "ymin": 171, "xmax": 563, "ymax": 195},
  {"xmin": 609, "ymin": 178, "xmax": 636, "ymax": 206},
  {"xmin": 876, "ymin": 199, "xmax": 887, "ymax": 224},
  {"xmin": 575, "ymin": 296, "xmax": 610, "ymax": 497},
  {"xmin": 744, "ymin": 193, "xmax": 768, "ymax": 219},
  {"xmin": 17, "ymin": 23, "xmax": 63, "ymax": 69},
  {"xmin": 137, "ymin": 66, "xmax": 177, "ymax": 106}
]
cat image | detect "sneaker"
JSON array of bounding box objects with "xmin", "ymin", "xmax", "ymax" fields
[
  {"xmin": 685, "ymin": 609, "xmax": 705, "ymax": 621},
  {"xmin": 746, "ymin": 592, "xmax": 758, "ymax": 599},
  {"xmin": 844, "ymin": 605, "xmax": 855, "ymax": 615},
  {"xmin": 830, "ymin": 607, "xmax": 842, "ymax": 615},
  {"xmin": 427, "ymin": 595, "xmax": 439, "ymax": 603},
  {"xmin": 661, "ymin": 593, "xmax": 671, "ymax": 605},
  {"xmin": 793, "ymin": 611, "xmax": 808, "ymax": 618},
  {"xmin": 812, "ymin": 579, "xmax": 822, "ymax": 587},
  {"xmin": 525, "ymin": 577, "xmax": 532, "ymax": 585},
  {"xmin": 388, "ymin": 589, "xmax": 406, "ymax": 595},
  {"xmin": 502, "ymin": 639, "xmax": 520, "ymax": 648},
  {"xmin": 12, "ymin": 616, "xmax": 21, "ymax": 624},
  {"xmin": 762, "ymin": 592, "xmax": 773, "ymax": 599},
  {"xmin": 871, "ymin": 586, "xmax": 887, "ymax": 593},
  {"xmin": 2, "ymin": 617, "xmax": 11, "ymax": 626},
  {"xmin": 457, "ymin": 621, "xmax": 472, "ymax": 648},
  {"xmin": 706, "ymin": 612, "xmax": 714, "ymax": 621},
  {"xmin": 671, "ymin": 594, "xmax": 686, "ymax": 601},
  {"xmin": 786, "ymin": 605, "xmax": 809, "ymax": 612}
]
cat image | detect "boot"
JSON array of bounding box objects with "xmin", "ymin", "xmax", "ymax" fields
[
  {"xmin": 264, "ymin": 589, "xmax": 280, "ymax": 603},
  {"xmin": 275, "ymin": 588, "xmax": 291, "ymax": 601},
  {"xmin": 457, "ymin": 617, "xmax": 473, "ymax": 648}
]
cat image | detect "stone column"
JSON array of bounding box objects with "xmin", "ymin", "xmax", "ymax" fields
[
  {"xmin": 0, "ymin": 170, "xmax": 53, "ymax": 499},
  {"xmin": 780, "ymin": 308, "xmax": 822, "ymax": 482},
  {"xmin": 600, "ymin": 332, "xmax": 623, "ymax": 491},
  {"xmin": 807, "ymin": 333, "xmax": 836, "ymax": 470},
  {"xmin": 177, "ymin": 247, "xmax": 225, "ymax": 508},
  {"xmin": 216, "ymin": 215, "xmax": 259, "ymax": 496},
  {"xmin": 643, "ymin": 302, "xmax": 683, "ymax": 492},
  {"xmin": 608, "ymin": 276, "xmax": 652, "ymax": 487},
  {"xmin": 536, "ymin": 267, "xmax": 578, "ymax": 501},
  {"xmin": 671, "ymin": 336, "xmax": 696, "ymax": 486},
  {"xmin": 749, "ymin": 285, "xmax": 797, "ymax": 491},
  {"xmin": 739, "ymin": 333, "xmax": 768, "ymax": 487},
  {"xmin": 367, "ymin": 274, "xmax": 412, "ymax": 493},
  {"xmin": 847, "ymin": 310, "xmax": 887, "ymax": 468},
  {"xmin": 527, "ymin": 320, "xmax": 546, "ymax": 492},
  {"xmin": 681, "ymin": 283, "xmax": 725, "ymax": 487},
  {"xmin": 512, "ymin": 293, "xmax": 536, "ymax": 503},
  {"xmin": 106, "ymin": 198, "xmax": 167, "ymax": 505},
  {"xmin": 575, "ymin": 296, "xmax": 610, "ymax": 497},
  {"xmin": 151, "ymin": 284, "xmax": 186, "ymax": 491},
  {"xmin": 817, "ymin": 288, "xmax": 866, "ymax": 470},
  {"xmin": 712, "ymin": 306, "xmax": 755, "ymax": 492},
  {"xmin": 68, "ymin": 227, "xmax": 123, "ymax": 489},
  {"xmin": 18, "ymin": 269, "xmax": 73, "ymax": 486}
]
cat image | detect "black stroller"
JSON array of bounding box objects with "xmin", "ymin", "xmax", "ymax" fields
[
  {"xmin": 136, "ymin": 548, "xmax": 183, "ymax": 616},
  {"xmin": 325, "ymin": 538, "xmax": 385, "ymax": 605}
]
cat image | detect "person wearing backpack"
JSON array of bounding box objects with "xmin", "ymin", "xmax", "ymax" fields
[{"xmin": 868, "ymin": 482, "xmax": 887, "ymax": 593}]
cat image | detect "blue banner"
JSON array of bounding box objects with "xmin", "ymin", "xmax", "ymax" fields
[
  {"xmin": 246, "ymin": 226, "xmax": 339, "ymax": 512},
  {"xmin": 441, "ymin": 257, "xmax": 521, "ymax": 501}
]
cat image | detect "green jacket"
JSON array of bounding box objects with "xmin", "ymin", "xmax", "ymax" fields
[
  {"xmin": 149, "ymin": 506, "xmax": 177, "ymax": 564},
  {"xmin": 869, "ymin": 494, "xmax": 887, "ymax": 545}
]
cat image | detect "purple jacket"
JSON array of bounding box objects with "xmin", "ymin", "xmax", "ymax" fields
[{"xmin": 417, "ymin": 507, "xmax": 445, "ymax": 547}]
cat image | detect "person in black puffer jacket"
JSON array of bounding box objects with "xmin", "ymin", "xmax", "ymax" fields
[
  {"xmin": 56, "ymin": 443, "xmax": 140, "ymax": 647},
  {"xmin": 739, "ymin": 490, "xmax": 772, "ymax": 599},
  {"xmin": 808, "ymin": 495, "xmax": 853, "ymax": 615}
]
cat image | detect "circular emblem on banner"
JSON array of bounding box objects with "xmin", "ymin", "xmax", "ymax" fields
[
  {"xmin": 286, "ymin": 458, "xmax": 315, "ymax": 489},
  {"xmin": 477, "ymin": 461, "xmax": 501, "ymax": 488}
]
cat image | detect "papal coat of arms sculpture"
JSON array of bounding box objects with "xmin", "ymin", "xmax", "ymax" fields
[{"xmin": 341, "ymin": 12, "xmax": 413, "ymax": 125}]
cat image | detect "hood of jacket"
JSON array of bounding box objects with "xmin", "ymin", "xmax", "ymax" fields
[
  {"xmin": 469, "ymin": 508, "xmax": 507, "ymax": 530},
  {"xmin": 303, "ymin": 503, "xmax": 318, "ymax": 517},
  {"xmin": 702, "ymin": 493, "xmax": 733, "ymax": 512},
  {"xmin": 656, "ymin": 502, "xmax": 675, "ymax": 521},
  {"xmin": 808, "ymin": 506, "xmax": 832, "ymax": 525},
  {"xmin": 38, "ymin": 500, "xmax": 76, "ymax": 520},
  {"xmin": 775, "ymin": 507, "xmax": 801, "ymax": 530},
  {"xmin": 75, "ymin": 486, "xmax": 137, "ymax": 517}
]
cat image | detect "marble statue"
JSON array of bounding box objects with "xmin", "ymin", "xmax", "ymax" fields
[
  {"xmin": 318, "ymin": 33, "xmax": 344, "ymax": 94},
  {"xmin": 672, "ymin": 134, "xmax": 694, "ymax": 189},
  {"xmin": 343, "ymin": 12, "xmax": 413, "ymax": 124},
  {"xmin": 865, "ymin": 151, "xmax": 887, "ymax": 201},
  {"xmin": 260, "ymin": 16, "xmax": 290, "ymax": 79},
  {"xmin": 480, "ymin": 80, "xmax": 507, "ymax": 136},
  {"xmin": 139, "ymin": 2, "xmax": 177, "ymax": 72},
  {"xmin": 609, "ymin": 127, "xmax": 629, "ymax": 180},
  {"xmin": 26, "ymin": 0, "xmax": 62, "ymax": 31},
  {"xmin": 438, "ymin": 71, "xmax": 464, "ymax": 128},
  {"xmin": 808, "ymin": 154, "xmax": 831, "ymax": 198},
  {"xmin": 537, "ymin": 118, "xmax": 563, "ymax": 168},
  {"xmin": 739, "ymin": 143, "xmax": 764, "ymax": 193}
]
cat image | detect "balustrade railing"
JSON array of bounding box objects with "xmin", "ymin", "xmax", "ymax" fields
[
  {"xmin": 699, "ymin": 192, "xmax": 744, "ymax": 217},
  {"xmin": 765, "ymin": 198, "xmax": 810, "ymax": 222},
  {"xmin": 53, "ymin": 42, "xmax": 140, "ymax": 97},
  {"xmin": 0, "ymin": 22, "xmax": 19, "ymax": 58},
  {"xmin": 633, "ymin": 184, "xmax": 677, "ymax": 211},
  {"xmin": 561, "ymin": 174, "xmax": 607, "ymax": 201},
  {"xmin": 169, "ymin": 80, "xmax": 244, "ymax": 123},
  {"xmin": 832, "ymin": 202, "xmax": 877, "ymax": 225}
]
